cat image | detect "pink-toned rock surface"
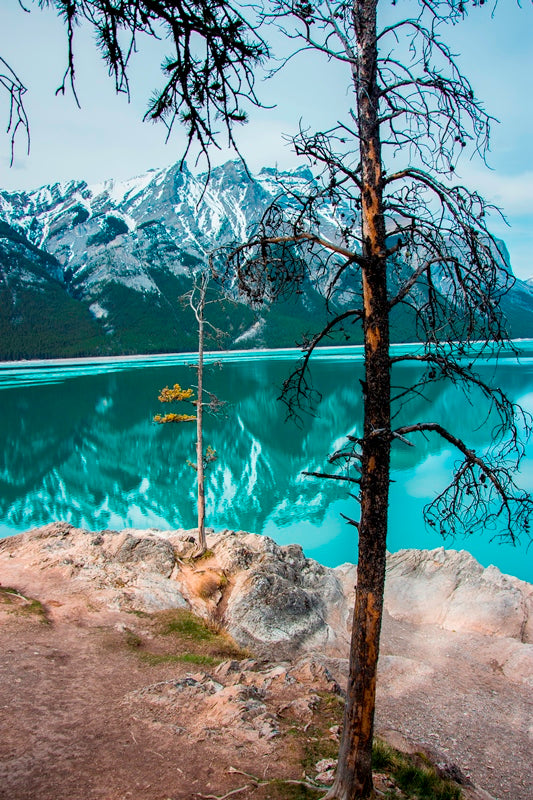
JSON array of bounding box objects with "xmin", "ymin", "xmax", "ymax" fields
[
  {"xmin": 1, "ymin": 523, "xmax": 532, "ymax": 800},
  {"xmin": 383, "ymin": 547, "xmax": 533, "ymax": 642}
]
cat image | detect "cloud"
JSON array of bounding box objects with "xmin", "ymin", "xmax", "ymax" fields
[{"xmin": 456, "ymin": 166, "xmax": 533, "ymax": 215}]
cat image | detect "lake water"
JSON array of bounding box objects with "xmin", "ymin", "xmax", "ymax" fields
[{"xmin": 1, "ymin": 344, "xmax": 532, "ymax": 582}]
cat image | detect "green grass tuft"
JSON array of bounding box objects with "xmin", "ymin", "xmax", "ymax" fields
[
  {"xmin": 123, "ymin": 608, "xmax": 249, "ymax": 666},
  {"xmin": 394, "ymin": 761, "xmax": 461, "ymax": 800},
  {"xmin": 177, "ymin": 652, "xmax": 221, "ymax": 666},
  {"xmin": 192, "ymin": 548, "xmax": 215, "ymax": 562},
  {"xmin": 0, "ymin": 587, "xmax": 50, "ymax": 624},
  {"xmin": 261, "ymin": 780, "xmax": 322, "ymax": 799},
  {"xmin": 295, "ymin": 694, "xmax": 344, "ymax": 774},
  {"xmin": 126, "ymin": 608, "xmax": 152, "ymax": 618},
  {"xmin": 140, "ymin": 651, "xmax": 221, "ymax": 667},
  {"xmin": 372, "ymin": 738, "xmax": 462, "ymax": 800},
  {"xmin": 372, "ymin": 738, "xmax": 401, "ymax": 771},
  {"xmin": 124, "ymin": 628, "xmax": 143, "ymax": 649},
  {"xmin": 158, "ymin": 609, "xmax": 216, "ymax": 641}
]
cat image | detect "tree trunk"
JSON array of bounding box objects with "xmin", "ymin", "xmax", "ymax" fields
[
  {"xmin": 327, "ymin": 0, "xmax": 390, "ymax": 797},
  {"xmin": 196, "ymin": 288, "xmax": 207, "ymax": 554}
]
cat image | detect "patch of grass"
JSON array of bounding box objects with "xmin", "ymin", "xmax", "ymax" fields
[
  {"xmin": 318, "ymin": 692, "xmax": 344, "ymax": 713},
  {"xmin": 394, "ymin": 761, "xmax": 461, "ymax": 800},
  {"xmin": 140, "ymin": 651, "xmax": 221, "ymax": 667},
  {"xmin": 300, "ymin": 728, "xmax": 340, "ymax": 775},
  {"xmin": 157, "ymin": 609, "xmax": 217, "ymax": 641},
  {"xmin": 178, "ymin": 652, "xmax": 221, "ymax": 666},
  {"xmin": 0, "ymin": 587, "xmax": 49, "ymax": 624},
  {"xmin": 122, "ymin": 608, "xmax": 250, "ymax": 666},
  {"xmin": 211, "ymin": 639, "xmax": 250, "ymax": 660},
  {"xmin": 372, "ymin": 738, "xmax": 462, "ymax": 800},
  {"xmin": 293, "ymin": 694, "xmax": 344, "ymax": 774},
  {"xmin": 192, "ymin": 548, "xmax": 215, "ymax": 562},
  {"xmin": 21, "ymin": 599, "xmax": 49, "ymax": 623},
  {"xmin": 126, "ymin": 608, "xmax": 151, "ymax": 619},
  {"xmin": 259, "ymin": 779, "xmax": 322, "ymax": 799},
  {"xmin": 124, "ymin": 628, "xmax": 143, "ymax": 649},
  {"xmin": 372, "ymin": 738, "xmax": 401, "ymax": 772}
]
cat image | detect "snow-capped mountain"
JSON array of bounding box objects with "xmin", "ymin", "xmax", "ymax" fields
[
  {"xmin": 3, "ymin": 161, "xmax": 244, "ymax": 249},
  {"xmin": 0, "ymin": 161, "xmax": 335, "ymax": 358},
  {"xmin": 0, "ymin": 159, "xmax": 317, "ymax": 288},
  {"xmin": 1, "ymin": 159, "xmax": 532, "ymax": 359}
]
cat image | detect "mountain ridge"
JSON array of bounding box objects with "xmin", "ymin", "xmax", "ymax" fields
[{"xmin": 1, "ymin": 159, "xmax": 532, "ymax": 359}]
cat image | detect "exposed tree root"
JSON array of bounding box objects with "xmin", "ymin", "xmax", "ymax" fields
[
  {"xmin": 195, "ymin": 766, "xmax": 329, "ymax": 799},
  {"xmin": 196, "ymin": 784, "xmax": 254, "ymax": 800}
]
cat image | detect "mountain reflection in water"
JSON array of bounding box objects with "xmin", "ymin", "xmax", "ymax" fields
[{"xmin": 1, "ymin": 347, "xmax": 532, "ymax": 581}]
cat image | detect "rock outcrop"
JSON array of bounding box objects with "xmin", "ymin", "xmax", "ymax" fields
[
  {"xmin": 0, "ymin": 523, "xmax": 531, "ymax": 655},
  {"xmin": 384, "ymin": 547, "xmax": 533, "ymax": 642}
]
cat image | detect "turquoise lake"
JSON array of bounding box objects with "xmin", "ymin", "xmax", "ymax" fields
[{"xmin": 0, "ymin": 344, "xmax": 532, "ymax": 582}]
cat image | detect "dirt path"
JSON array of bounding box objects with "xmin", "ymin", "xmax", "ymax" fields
[
  {"xmin": 1, "ymin": 613, "xmax": 228, "ymax": 800},
  {"xmin": 1, "ymin": 600, "xmax": 532, "ymax": 800}
]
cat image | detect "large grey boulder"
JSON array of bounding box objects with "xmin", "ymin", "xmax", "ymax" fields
[{"xmin": 207, "ymin": 530, "xmax": 349, "ymax": 659}]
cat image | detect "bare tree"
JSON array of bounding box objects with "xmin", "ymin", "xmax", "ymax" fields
[
  {"xmin": 155, "ymin": 272, "xmax": 221, "ymax": 555},
  {"xmin": 192, "ymin": 271, "xmax": 209, "ymax": 553}
]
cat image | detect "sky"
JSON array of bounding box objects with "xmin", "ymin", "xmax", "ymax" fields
[{"xmin": 0, "ymin": 0, "xmax": 532, "ymax": 278}]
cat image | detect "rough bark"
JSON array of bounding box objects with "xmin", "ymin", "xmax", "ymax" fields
[
  {"xmin": 327, "ymin": 0, "xmax": 390, "ymax": 796},
  {"xmin": 196, "ymin": 288, "xmax": 207, "ymax": 554}
]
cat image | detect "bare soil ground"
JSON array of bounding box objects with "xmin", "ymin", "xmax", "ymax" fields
[
  {"xmin": 0, "ymin": 596, "xmax": 306, "ymax": 800},
  {"xmin": 374, "ymin": 612, "xmax": 533, "ymax": 800},
  {"xmin": 1, "ymin": 539, "xmax": 532, "ymax": 800}
]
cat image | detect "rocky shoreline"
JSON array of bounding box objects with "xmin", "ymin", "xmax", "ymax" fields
[
  {"xmin": 2, "ymin": 523, "xmax": 530, "ymax": 653},
  {"xmin": 1, "ymin": 524, "xmax": 532, "ymax": 800}
]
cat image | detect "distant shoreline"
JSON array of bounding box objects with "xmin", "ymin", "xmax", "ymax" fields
[{"xmin": 2, "ymin": 338, "xmax": 533, "ymax": 370}]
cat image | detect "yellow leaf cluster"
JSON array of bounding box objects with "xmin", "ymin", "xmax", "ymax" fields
[
  {"xmin": 158, "ymin": 383, "xmax": 195, "ymax": 403},
  {"xmin": 205, "ymin": 445, "xmax": 217, "ymax": 464},
  {"xmin": 154, "ymin": 413, "xmax": 196, "ymax": 424}
]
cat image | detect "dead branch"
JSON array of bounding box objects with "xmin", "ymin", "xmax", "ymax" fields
[
  {"xmin": 393, "ymin": 421, "xmax": 533, "ymax": 542},
  {"xmin": 303, "ymin": 471, "xmax": 361, "ymax": 484},
  {"xmin": 1, "ymin": 55, "xmax": 29, "ymax": 164},
  {"xmin": 196, "ymin": 784, "xmax": 254, "ymax": 800}
]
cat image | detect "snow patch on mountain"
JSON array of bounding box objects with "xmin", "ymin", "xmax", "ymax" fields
[
  {"xmin": 234, "ymin": 318, "xmax": 266, "ymax": 344},
  {"xmin": 89, "ymin": 170, "xmax": 160, "ymax": 206},
  {"xmin": 123, "ymin": 273, "xmax": 159, "ymax": 293},
  {"xmin": 89, "ymin": 302, "xmax": 108, "ymax": 319}
]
